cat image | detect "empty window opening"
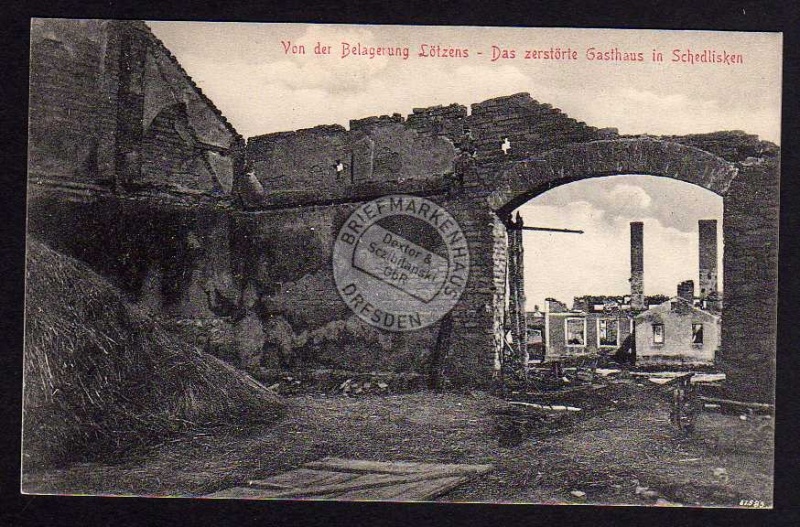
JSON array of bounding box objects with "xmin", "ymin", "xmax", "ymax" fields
[
  {"xmin": 652, "ymin": 323, "xmax": 665, "ymax": 344},
  {"xmin": 692, "ymin": 323, "xmax": 704, "ymax": 345},
  {"xmin": 598, "ymin": 319, "xmax": 619, "ymax": 347},
  {"xmin": 565, "ymin": 318, "xmax": 586, "ymax": 346}
]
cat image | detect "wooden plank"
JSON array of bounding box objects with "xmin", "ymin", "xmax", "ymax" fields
[
  {"xmin": 265, "ymin": 472, "xmax": 424, "ymax": 499},
  {"xmin": 509, "ymin": 401, "xmax": 581, "ymax": 412},
  {"xmin": 303, "ymin": 458, "xmax": 434, "ymax": 475},
  {"xmin": 248, "ymin": 468, "xmax": 359, "ymax": 489},
  {"xmin": 329, "ymin": 476, "xmax": 468, "ymax": 501},
  {"xmin": 304, "ymin": 457, "xmax": 492, "ymax": 476},
  {"xmin": 698, "ymin": 396, "xmax": 774, "ymax": 410},
  {"xmin": 328, "ymin": 472, "xmax": 402, "ymax": 489},
  {"xmin": 202, "ymin": 459, "xmax": 494, "ymax": 501},
  {"xmin": 203, "ymin": 486, "xmax": 284, "ymax": 499},
  {"xmin": 205, "ymin": 473, "xmax": 398, "ymax": 499},
  {"xmin": 238, "ymin": 469, "xmax": 488, "ymax": 500},
  {"xmin": 204, "ymin": 476, "xmax": 472, "ymax": 501},
  {"xmin": 388, "ymin": 476, "xmax": 471, "ymax": 501}
]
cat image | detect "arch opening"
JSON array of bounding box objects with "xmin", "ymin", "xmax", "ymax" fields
[
  {"xmin": 466, "ymin": 138, "xmax": 776, "ymax": 402},
  {"xmin": 508, "ymin": 174, "xmax": 724, "ymax": 369},
  {"xmin": 486, "ymin": 139, "xmax": 738, "ymax": 217}
]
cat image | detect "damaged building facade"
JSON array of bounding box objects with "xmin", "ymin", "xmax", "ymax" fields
[
  {"xmin": 26, "ymin": 19, "xmax": 780, "ymax": 401},
  {"xmin": 542, "ymin": 297, "xmax": 635, "ymax": 363},
  {"xmin": 635, "ymin": 292, "xmax": 721, "ymax": 366},
  {"xmin": 539, "ymin": 219, "xmax": 723, "ymax": 366}
]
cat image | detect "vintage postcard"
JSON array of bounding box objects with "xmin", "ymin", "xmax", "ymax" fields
[{"xmin": 23, "ymin": 19, "xmax": 780, "ymax": 507}]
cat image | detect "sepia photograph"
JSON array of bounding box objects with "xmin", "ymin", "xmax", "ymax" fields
[{"xmin": 22, "ymin": 19, "xmax": 781, "ymax": 508}]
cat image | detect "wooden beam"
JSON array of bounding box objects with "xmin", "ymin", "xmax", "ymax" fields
[
  {"xmin": 510, "ymin": 226, "xmax": 584, "ymax": 234},
  {"xmin": 303, "ymin": 458, "xmax": 492, "ymax": 476},
  {"xmin": 246, "ymin": 470, "xmax": 483, "ymax": 500},
  {"xmin": 698, "ymin": 396, "xmax": 774, "ymax": 410}
]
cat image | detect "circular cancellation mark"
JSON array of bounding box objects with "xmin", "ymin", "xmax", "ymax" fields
[{"xmin": 333, "ymin": 195, "xmax": 470, "ymax": 332}]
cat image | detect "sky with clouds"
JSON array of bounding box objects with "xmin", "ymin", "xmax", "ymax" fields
[
  {"xmin": 517, "ymin": 176, "xmax": 723, "ymax": 309},
  {"xmin": 148, "ymin": 22, "xmax": 781, "ymax": 143},
  {"xmin": 147, "ymin": 22, "xmax": 779, "ymax": 308}
]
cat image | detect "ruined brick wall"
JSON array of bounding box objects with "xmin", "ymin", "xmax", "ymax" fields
[
  {"xmin": 243, "ymin": 120, "xmax": 457, "ymax": 209},
  {"xmin": 236, "ymin": 111, "xmax": 777, "ymax": 396},
  {"xmin": 698, "ymin": 219, "xmax": 718, "ymax": 299},
  {"xmin": 431, "ymin": 197, "xmax": 506, "ymax": 387},
  {"xmin": 466, "ymin": 93, "xmax": 599, "ymax": 162},
  {"xmin": 26, "ymin": 19, "xmax": 249, "ymax": 370},
  {"xmin": 227, "ymin": 204, "xmax": 441, "ymax": 373},
  {"xmin": 635, "ymin": 304, "xmax": 719, "ymax": 366},
  {"xmin": 130, "ymin": 22, "xmax": 241, "ymax": 193},
  {"xmin": 26, "ymin": 195, "xmax": 237, "ymax": 320},
  {"xmin": 722, "ymin": 156, "xmax": 780, "ymax": 401},
  {"xmin": 405, "ymin": 93, "xmax": 601, "ymax": 162},
  {"xmin": 545, "ymin": 313, "xmax": 633, "ymax": 361},
  {"xmin": 231, "ymin": 93, "xmax": 606, "ymax": 387},
  {"xmin": 490, "ymin": 214, "xmax": 509, "ymax": 373},
  {"xmin": 28, "ymin": 19, "xmax": 120, "ymax": 186},
  {"xmin": 546, "ymin": 314, "xmax": 570, "ymax": 359},
  {"xmin": 28, "ymin": 19, "xmax": 242, "ymax": 197},
  {"xmin": 242, "ymin": 92, "xmax": 602, "ymax": 210}
]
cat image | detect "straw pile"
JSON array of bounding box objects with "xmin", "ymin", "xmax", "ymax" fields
[{"xmin": 23, "ymin": 240, "xmax": 285, "ymax": 468}]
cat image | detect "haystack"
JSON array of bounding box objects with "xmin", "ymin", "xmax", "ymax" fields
[{"xmin": 23, "ymin": 240, "xmax": 285, "ymax": 468}]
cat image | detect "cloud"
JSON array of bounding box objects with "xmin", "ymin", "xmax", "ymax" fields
[
  {"xmin": 604, "ymin": 184, "xmax": 652, "ymax": 213},
  {"xmin": 617, "ymin": 88, "xmax": 718, "ymax": 111},
  {"xmin": 528, "ymin": 175, "xmax": 721, "ymax": 233},
  {"xmin": 181, "ymin": 53, "xmax": 546, "ymax": 138},
  {"xmin": 265, "ymin": 25, "xmax": 400, "ymax": 94},
  {"xmin": 562, "ymin": 85, "xmax": 779, "ymax": 143},
  {"xmin": 148, "ymin": 22, "xmax": 781, "ymax": 144}
]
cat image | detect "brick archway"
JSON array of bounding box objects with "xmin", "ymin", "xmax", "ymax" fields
[
  {"xmin": 445, "ymin": 138, "xmax": 778, "ymax": 402},
  {"xmin": 487, "ymin": 139, "xmax": 738, "ymax": 214}
]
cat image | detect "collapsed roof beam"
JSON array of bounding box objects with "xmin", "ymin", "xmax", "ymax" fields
[{"xmin": 512, "ymin": 226, "xmax": 584, "ymax": 234}]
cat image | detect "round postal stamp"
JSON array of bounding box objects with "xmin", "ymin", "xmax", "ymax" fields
[{"xmin": 333, "ymin": 195, "xmax": 470, "ymax": 332}]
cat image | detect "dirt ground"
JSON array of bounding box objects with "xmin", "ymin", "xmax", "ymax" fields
[{"xmin": 22, "ymin": 381, "xmax": 774, "ymax": 507}]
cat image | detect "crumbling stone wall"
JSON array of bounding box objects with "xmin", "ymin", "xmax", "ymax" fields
[
  {"xmin": 26, "ymin": 195, "xmax": 237, "ymax": 319},
  {"xmin": 721, "ymin": 156, "xmax": 780, "ymax": 401},
  {"xmin": 27, "ymin": 19, "xmax": 247, "ymax": 372},
  {"xmin": 28, "ymin": 19, "xmax": 242, "ymax": 197},
  {"xmin": 228, "ymin": 204, "xmax": 440, "ymax": 373},
  {"xmin": 404, "ymin": 94, "xmax": 602, "ymax": 162},
  {"xmin": 28, "ymin": 19, "xmax": 120, "ymax": 185},
  {"xmin": 242, "ymin": 120, "xmax": 457, "ymax": 209},
  {"xmin": 545, "ymin": 313, "xmax": 635, "ymax": 362}
]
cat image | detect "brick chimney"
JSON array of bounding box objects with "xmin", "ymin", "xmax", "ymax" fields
[
  {"xmin": 630, "ymin": 222, "xmax": 644, "ymax": 310},
  {"xmin": 698, "ymin": 219, "xmax": 718, "ymax": 299},
  {"xmin": 677, "ymin": 280, "xmax": 694, "ymax": 303}
]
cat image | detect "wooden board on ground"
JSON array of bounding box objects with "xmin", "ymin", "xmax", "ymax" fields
[{"xmin": 203, "ymin": 457, "xmax": 493, "ymax": 501}]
